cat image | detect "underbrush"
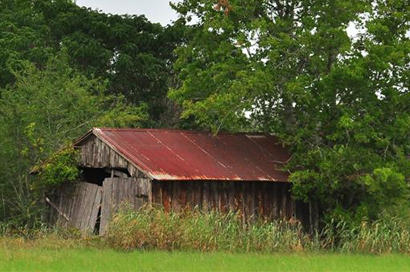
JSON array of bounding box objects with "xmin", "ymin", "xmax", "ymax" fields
[{"xmin": 105, "ymin": 206, "xmax": 410, "ymax": 254}]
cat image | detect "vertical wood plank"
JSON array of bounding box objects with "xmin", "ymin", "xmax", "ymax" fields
[
  {"xmin": 255, "ymin": 183, "xmax": 263, "ymax": 218},
  {"xmin": 193, "ymin": 181, "xmax": 202, "ymax": 209},
  {"xmin": 210, "ymin": 182, "xmax": 218, "ymax": 211},
  {"xmin": 241, "ymin": 182, "xmax": 248, "ymax": 220},
  {"xmin": 100, "ymin": 179, "xmax": 112, "ymax": 235},
  {"xmin": 227, "ymin": 182, "xmax": 235, "ymax": 213},
  {"xmin": 264, "ymin": 183, "xmax": 269, "ymax": 219},
  {"xmin": 202, "ymin": 182, "xmax": 209, "ymax": 212},
  {"xmin": 220, "ymin": 182, "xmax": 228, "ymax": 213},
  {"xmin": 162, "ymin": 182, "xmax": 171, "ymax": 212},
  {"xmin": 271, "ymin": 183, "xmax": 278, "ymax": 219},
  {"xmin": 156, "ymin": 182, "xmax": 163, "ymax": 207},
  {"xmin": 281, "ymin": 183, "xmax": 287, "ymax": 219},
  {"xmin": 249, "ymin": 182, "xmax": 256, "ymax": 219},
  {"xmin": 179, "ymin": 181, "xmax": 192, "ymax": 209},
  {"xmin": 262, "ymin": 183, "xmax": 271, "ymax": 219},
  {"xmin": 172, "ymin": 182, "xmax": 181, "ymax": 212}
]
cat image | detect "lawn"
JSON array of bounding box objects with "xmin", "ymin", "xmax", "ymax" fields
[{"xmin": 0, "ymin": 248, "xmax": 409, "ymax": 272}]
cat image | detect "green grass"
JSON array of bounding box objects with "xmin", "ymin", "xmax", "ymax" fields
[{"xmin": 0, "ymin": 248, "xmax": 409, "ymax": 272}]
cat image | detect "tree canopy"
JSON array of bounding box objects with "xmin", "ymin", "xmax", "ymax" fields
[
  {"xmin": 169, "ymin": 0, "xmax": 409, "ymax": 221},
  {"xmin": 0, "ymin": 0, "xmax": 185, "ymax": 123}
]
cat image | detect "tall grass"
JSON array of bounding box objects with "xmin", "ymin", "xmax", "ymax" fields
[
  {"xmin": 105, "ymin": 206, "xmax": 313, "ymax": 252},
  {"xmin": 2, "ymin": 206, "xmax": 408, "ymax": 254},
  {"xmin": 321, "ymin": 218, "xmax": 410, "ymax": 254},
  {"xmin": 105, "ymin": 206, "xmax": 410, "ymax": 254}
]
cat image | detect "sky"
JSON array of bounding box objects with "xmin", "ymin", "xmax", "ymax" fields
[
  {"xmin": 75, "ymin": 0, "xmax": 181, "ymax": 25},
  {"xmin": 75, "ymin": 1, "xmax": 360, "ymax": 37}
]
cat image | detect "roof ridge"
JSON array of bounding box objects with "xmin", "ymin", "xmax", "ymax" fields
[{"xmin": 93, "ymin": 127, "xmax": 272, "ymax": 136}]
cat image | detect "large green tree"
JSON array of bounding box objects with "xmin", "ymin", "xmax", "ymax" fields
[
  {"xmin": 170, "ymin": 0, "xmax": 409, "ymax": 222},
  {"xmin": 0, "ymin": 0, "xmax": 185, "ymax": 123},
  {"xmin": 0, "ymin": 55, "xmax": 147, "ymax": 226}
]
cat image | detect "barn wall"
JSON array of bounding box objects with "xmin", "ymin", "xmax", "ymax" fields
[
  {"xmin": 151, "ymin": 180, "xmax": 297, "ymax": 221},
  {"xmin": 77, "ymin": 135, "xmax": 145, "ymax": 178},
  {"xmin": 47, "ymin": 182, "xmax": 102, "ymax": 233}
]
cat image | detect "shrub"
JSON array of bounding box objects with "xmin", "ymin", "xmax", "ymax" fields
[{"xmin": 37, "ymin": 147, "xmax": 80, "ymax": 187}]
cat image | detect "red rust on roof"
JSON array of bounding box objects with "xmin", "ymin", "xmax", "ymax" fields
[{"xmin": 77, "ymin": 128, "xmax": 290, "ymax": 182}]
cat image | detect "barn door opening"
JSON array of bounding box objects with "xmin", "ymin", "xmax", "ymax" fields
[{"xmin": 99, "ymin": 177, "xmax": 150, "ymax": 235}]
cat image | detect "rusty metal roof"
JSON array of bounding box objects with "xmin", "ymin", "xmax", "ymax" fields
[{"xmin": 76, "ymin": 128, "xmax": 290, "ymax": 182}]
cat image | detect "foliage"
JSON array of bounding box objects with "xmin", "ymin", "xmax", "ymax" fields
[
  {"xmin": 321, "ymin": 216, "xmax": 410, "ymax": 254},
  {"xmin": 0, "ymin": 0, "xmax": 185, "ymax": 124},
  {"xmin": 36, "ymin": 147, "xmax": 80, "ymax": 188},
  {"xmin": 0, "ymin": 54, "xmax": 148, "ymax": 226},
  {"xmin": 169, "ymin": 0, "xmax": 410, "ymax": 221}
]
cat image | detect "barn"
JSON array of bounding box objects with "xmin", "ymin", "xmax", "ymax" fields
[{"xmin": 47, "ymin": 128, "xmax": 312, "ymax": 234}]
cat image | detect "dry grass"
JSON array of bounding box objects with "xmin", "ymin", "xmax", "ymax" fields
[{"xmin": 0, "ymin": 227, "xmax": 103, "ymax": 251}]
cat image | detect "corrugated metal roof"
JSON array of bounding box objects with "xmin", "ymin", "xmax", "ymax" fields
[{"xmin": 76, "ymin": 128, "xmax": 290, "ymax": 182}]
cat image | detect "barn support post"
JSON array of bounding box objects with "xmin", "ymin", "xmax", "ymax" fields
[{"xmin": 45, "ymin": 196, "xmax": 70, "ymax": 221}]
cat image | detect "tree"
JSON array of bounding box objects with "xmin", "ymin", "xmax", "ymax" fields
[
  {"xmin": 169, "ymin": 0, "xmax": 409, "ymax": 222},
  {"xmin": 0, "ymin": 0, "xmax": 185, "ymax": 124},
  {"xmin": 0, "ymin": 54, "xmax": 148, "ymax": 226},
  {"xmin": 0, "ymin": 0, "xmax": 53, "ymax": 86}
]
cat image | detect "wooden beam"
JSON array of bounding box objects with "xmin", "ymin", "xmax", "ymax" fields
[{"xmin": 45, "ymin": 197, "xmax": 70, "ymax": 222}]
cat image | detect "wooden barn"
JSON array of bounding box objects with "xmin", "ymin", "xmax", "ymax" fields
[{"xmin": 47, "ymin": 128, "xmax": 311, "ymax": 234}]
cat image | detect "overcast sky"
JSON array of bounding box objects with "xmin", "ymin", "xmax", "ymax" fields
[
  {"xmin": 75, "ymin": 0, "xmax": 181, "ymax": 25},
  {"xmin": 75, "ymin": 1, "xmax": 362, "ymax": 37}
]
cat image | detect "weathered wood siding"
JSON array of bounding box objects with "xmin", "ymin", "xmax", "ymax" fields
[
  {"xmin": 50, "ymin": 182, "xmax": 102, "ymax": 233},
  {"xmin": 151, "ymin": 181, "xmax": 296, "ymax": 221},
  {"xmin": 78, "ymin": 135, "xmax": 145, "ymax": 178},
  {"xmin": 100, "ymin": 177, "xmax": 150, "ymax": 234}
]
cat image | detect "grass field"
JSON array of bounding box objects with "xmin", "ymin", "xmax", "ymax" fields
[{"xmin": 1, "ymin": 248, "xmax": 409, "ymax": 272}]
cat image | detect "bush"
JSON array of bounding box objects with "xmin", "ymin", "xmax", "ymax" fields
[{"xmin": 37, "ymin": 147, "xmax": 80, "ymax": 187}]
